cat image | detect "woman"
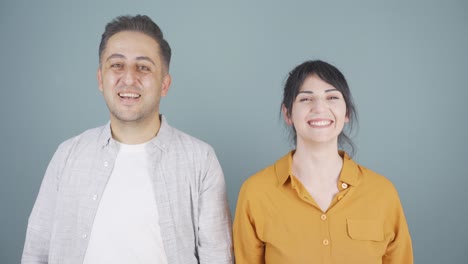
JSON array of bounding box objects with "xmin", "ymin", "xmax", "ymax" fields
[{"xmin": 233, "ymin": 60, "xmax": 413, "ymax": 264}]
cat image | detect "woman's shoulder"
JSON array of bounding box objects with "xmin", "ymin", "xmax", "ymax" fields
[
  {"xmin": 240, "ymin": 152, "xmax": 292, "ymax": 194},
  {"xmin": 358, "ymin": 163, "xmax": 392, "ymax": 183},
  {"xmin": 351, "ymin": 160, "xmax": 400, "ymax": 197},
  {"xmin": 242, "ymin": 162, "xmax": 278, "ymax": 188}
]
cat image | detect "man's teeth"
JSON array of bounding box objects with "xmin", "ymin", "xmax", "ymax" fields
[
  {"xmin": 308, "ymin": 120, "xmax": 332, "ymax": 126},
  {"xmin": 119, "ymin": 93, "xmax": 140, "ymax": 98}
]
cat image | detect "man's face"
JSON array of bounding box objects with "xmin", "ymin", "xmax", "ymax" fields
[{"xmin": 98, "ymin": 31, "xmax": 171, "ymax": 127}]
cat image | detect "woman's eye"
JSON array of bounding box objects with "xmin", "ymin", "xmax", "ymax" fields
[{"xmin": 329, "ymin": 96, "xmax": 340, "ymax": 100}]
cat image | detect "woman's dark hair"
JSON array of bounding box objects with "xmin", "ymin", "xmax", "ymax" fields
[
  {"xmin": 281, "ymin": 60, "xmax": 358, "ymax": 155},
  {"xmin": 99, "ymin": 15, "xmax": 171, "ymax": 70}
]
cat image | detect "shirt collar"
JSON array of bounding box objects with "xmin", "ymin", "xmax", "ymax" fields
[
  {"xmin": 147, "ymin": 115, "xmax": 172, "ymax": 153},
  {"xmin": 98, "ymin": 114, "xmax": 173, "ymax": 153},
  {"xmin": 275, "ymin": 151, "xmax": 294, "ymax": 186},
  {"xmin": 339, "ymin": 151, "xmax": 360, "ymax": 187},
  {"xmin": 275, "ymin": 150, "xmax": 361, "ymax": 187},
  {"xmin": 99, "ymin": 121, "xmax": 113, "ymax": 148}
]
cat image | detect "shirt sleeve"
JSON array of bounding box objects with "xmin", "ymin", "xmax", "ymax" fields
[
  {"xmin": 383, "ymin": 189, "xmax": 414, "ymax": 264},
  {"xmin": 196, "ymin": 148, "xmax": 233, "ymax": 264},
  {"xmin": 233, "ymin": 180, "xmax": 266, "ymax": 264},
  {"xmin": 21, "ymin": 141, "xmax": 71, "ymax": 264}
]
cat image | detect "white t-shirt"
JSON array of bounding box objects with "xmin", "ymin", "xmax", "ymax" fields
[{"xmin": 83, "ymin": 142, "xmax": 168, "ymax": 264}]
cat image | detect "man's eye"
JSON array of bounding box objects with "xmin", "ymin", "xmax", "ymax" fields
[
  {"xmin": 299, "ymin": 98, "xmax": 311, "ymax": 102},
  {"xmin": 137, "ymin": 65, "xmax": 150, "ymax": 71},
  {"xmin": 110, "ymin": 63, "xmax": 123, "ymax": 69}
]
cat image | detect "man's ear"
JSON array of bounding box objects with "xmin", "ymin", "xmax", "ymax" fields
[
  {"xmin": 161, "ymin": 73, "xmax": 172, "ymax": 97},
  {"xmin": 97, "ymin": 68, "xmax": 103, "ymax": 92},
  {"xmin": 282, "ymin": 105, "xmax": 292, "ymax": 126}
]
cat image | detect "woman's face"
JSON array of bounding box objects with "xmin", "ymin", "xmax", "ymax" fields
[{"xmin": 284, "ymin": 75, "xmax": 348, "ymax": 147}]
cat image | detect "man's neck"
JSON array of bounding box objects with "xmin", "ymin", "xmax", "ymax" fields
[{"xmin": 110, "ymin": 115, "xmax": 161, "ymax": 144}]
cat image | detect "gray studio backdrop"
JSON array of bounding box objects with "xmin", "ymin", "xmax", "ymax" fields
[{"xmin": 1, "ymin": 0, "xmax": 467, "ymax": 263}]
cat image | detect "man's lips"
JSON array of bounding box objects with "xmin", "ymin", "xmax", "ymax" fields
[{"xmin": 118, "ymin": 92, "xmax": 141, "ymax": 99}]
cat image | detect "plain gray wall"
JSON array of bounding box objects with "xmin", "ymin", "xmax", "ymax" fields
[{"xmin": 1, "ymin": 0, "xmax": 467, "ymax": 263}]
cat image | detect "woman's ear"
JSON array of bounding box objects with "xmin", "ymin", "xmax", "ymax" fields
[{"xmin": 282, "ymin": 105, "xmax": 293, "ymax": 126}]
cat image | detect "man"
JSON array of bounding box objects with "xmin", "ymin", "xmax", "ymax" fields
[{"xmin": 22, "ymin": 15, "xmax": 233, "ymax": 264}]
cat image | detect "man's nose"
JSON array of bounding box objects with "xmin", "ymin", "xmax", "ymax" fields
[{"xmin": 123, "ymin": 68, "xmax": 137, "ymax": 86}]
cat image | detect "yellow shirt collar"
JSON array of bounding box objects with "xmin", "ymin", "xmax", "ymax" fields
[{"xmin": 275, "ymin": 150, "xmax": 361, "ymax": 187}]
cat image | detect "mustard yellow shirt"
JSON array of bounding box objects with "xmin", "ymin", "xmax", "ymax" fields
[{"xmin": 233, "ymin": 151, "xmax": 413, "ymax": 264}]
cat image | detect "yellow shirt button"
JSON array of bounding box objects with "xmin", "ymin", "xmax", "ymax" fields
[
  {"xmin": 323, "ymin": 239, "xmax": 329, "ymax": 246},
  {"xmin": 341, "ymin": 182, "xmax": 348, "ymax": 189},
  {"xmin": 338, "ymin": 195, "xmax": 344, "ymax": 201},
  {"xmin": 320, "ymin": 214, "xmax": 327, "ymax": 220}
]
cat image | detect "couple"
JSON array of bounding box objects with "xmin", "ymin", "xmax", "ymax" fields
[{"xmin": 22, "ymin": 15, "xmax": 413, "ymax": 264}]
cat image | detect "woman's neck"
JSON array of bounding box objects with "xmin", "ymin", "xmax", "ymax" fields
[
  {"xmin": 292, "ymin": 141, "xmax": 344, "ymax": 212},
  {"xmin": 292, "ymin": 141, "xmax": 343, "ymax": 182}
]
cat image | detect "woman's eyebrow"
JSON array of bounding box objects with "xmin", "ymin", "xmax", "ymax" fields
[{"xmin": 298, "ymin": 88, "xmax": 339, "ymax": 94}]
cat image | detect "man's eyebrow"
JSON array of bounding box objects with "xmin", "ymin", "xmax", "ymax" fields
[
  {"xmin": 105, "ymin": 53, "xmax": 125, "ymax": 62},
  {"xmin": 105, "ymin": 54, "xmax": 156, "ymax": 66},
  {"xmin": 136, "ymin": 56, "xmax": 156, "ymax": 66}
]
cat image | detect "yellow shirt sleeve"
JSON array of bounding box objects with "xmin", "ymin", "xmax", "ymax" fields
[
  {"xmin": 382, "ymin": 186, "xmax": 413, "ymax": 264},
  {"xmin": 233, "ymin": 179, "xmax": 266, "ymax": 264}
]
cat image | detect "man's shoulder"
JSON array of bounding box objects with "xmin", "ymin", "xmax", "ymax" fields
[
  {"xmin": 56, "ymin": 124, "xmax": 108, "ymax": 153},
  {"xmin": 167, "ymin": 126, "xmax": 214, "ymax": 153}
]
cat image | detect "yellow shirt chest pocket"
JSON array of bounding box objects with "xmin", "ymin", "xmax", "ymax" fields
[{"xmin": 345, "ymin": 218, "xmax": 386, "ymax": 258}]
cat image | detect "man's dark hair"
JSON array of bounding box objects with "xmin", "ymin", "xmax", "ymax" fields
[
  {"xmin": 281, "ymin": 60, "xmax": 358, "ymax": 155},
  {"xmin": 99, "ymin": 15, "xmax": 171, "ymax": 69}
]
